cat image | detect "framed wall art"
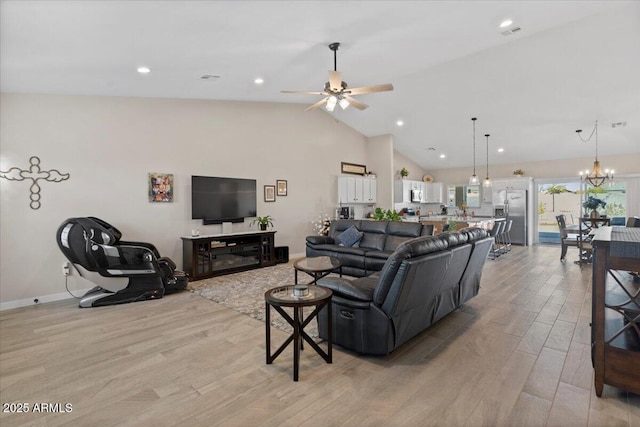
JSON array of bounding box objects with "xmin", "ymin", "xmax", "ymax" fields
[
  {"xmin": 341, "ymin": 162, "xmax": 366, "ymax": 175},
  {"xmin": 264, "ymin": 185, "xmax": 276, "ymax": 202},
  {"xmin": 149, "ymin": 172, "xmax": 174, "ymax": 202},
  {"xmin": 276, "ymin": 180, "xmax": 287, "ymax": 196}
]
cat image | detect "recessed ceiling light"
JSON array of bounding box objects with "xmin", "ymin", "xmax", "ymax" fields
[
  {"xmin": 439, "ymin": 154, "xmax": 446, "ymax": 159},
  {"xmin": 500, "ymin": 20, "xmax": 513, "ymax": 28},
  {"xmin": 254, "ymin": 77, "xmax": 264, "ymax": 85},
  {"xmin": 498, "ymin": 148, "xmax": 505, "ymax": 153},
  {"xmin": 137, "ymin": 66, "xmax": 151, "ymax": 74},
  {"xmin": 396, "ymin": 120, "xmax": 404, "ymax": 126}
]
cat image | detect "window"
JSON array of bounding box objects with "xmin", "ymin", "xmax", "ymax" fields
[{"xmin": 537, "ymin": 181, "xmax": 626, "ymax": 244}]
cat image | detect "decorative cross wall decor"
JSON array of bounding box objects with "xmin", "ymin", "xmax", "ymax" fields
[{"xmin": 0, "ymin": 156, "xmax": 70, "ymax": 209}]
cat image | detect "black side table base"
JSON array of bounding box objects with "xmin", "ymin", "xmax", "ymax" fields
[{"xmin": 265, "ymin": 298, "xmax": 332, "ymax": 382}]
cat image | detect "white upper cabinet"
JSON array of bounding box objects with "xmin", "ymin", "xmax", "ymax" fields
[
  {"xmin": 394, "ymin": 180, "xmax": 443, "ymax": 204},
  {"xmin": 339, "ymin": 176, "xmax": 376, "ymax": 204}
]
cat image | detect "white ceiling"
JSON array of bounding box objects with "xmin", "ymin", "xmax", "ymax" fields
[{"xmin": 1, "ymin": 1, "xmax": 639, "ymax": 170}]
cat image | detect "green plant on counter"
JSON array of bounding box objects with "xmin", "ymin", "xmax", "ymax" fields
[
  {"xmin": 251, "ymin": 215, "xmax": 274, "ymax": 230},
  {"xmin": 446, "ymin": 219, "xmax": 458, "ymax": 232},
  {"xmin": 373, "ymin": 207, "xmax": 403, "ymax": 222}
]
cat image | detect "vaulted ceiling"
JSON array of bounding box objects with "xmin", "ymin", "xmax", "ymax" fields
[{"xmin": 1, "ymin": 1, "xmax": 638, "ymax": 170}]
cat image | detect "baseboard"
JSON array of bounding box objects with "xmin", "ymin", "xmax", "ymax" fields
[
  {"xmin": 0, "ymin": 288, "xmax": 91, "ymax": 311},
  {"xmin": 1, "ymin": 255, "xmax": 306, "ymax": 310}
]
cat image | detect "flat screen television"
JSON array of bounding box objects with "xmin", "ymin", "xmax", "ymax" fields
[{"xmin": 191, "ymin": 176, "xmax": 257, "ymax": 224}]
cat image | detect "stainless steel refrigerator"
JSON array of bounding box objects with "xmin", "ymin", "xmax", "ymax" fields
[{"xmin": 494, "ymin": 189, "xmax": 528, "ymax": 245}]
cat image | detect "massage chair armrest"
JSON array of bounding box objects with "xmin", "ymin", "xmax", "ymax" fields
[
  {"xmin": 88, "ymin": 243, "xmax": 160, "ymax": 277},
  {"xmin": 306, "ymin": 235, "xmax": 335, "ymax": 245},
  {"xmin": 118, "ymin": 240, "xmax": 162, "ymax": 258},
  {"xmin": 119, "ymin": 241, "xmax": 177, "ymax": 270},
  {"xmin": 317, "ymin": 276, "xmax": 376, "ymax": 302}
]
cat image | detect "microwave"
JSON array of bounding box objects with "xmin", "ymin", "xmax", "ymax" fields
[{"xmin": 411, "ymin": 190, "xmax": 423, "ymax": 202}]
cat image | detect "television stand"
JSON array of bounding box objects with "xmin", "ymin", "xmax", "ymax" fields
[{"xmin": 181, "ymin": 231, "xmax": 276, "ymax": 280}]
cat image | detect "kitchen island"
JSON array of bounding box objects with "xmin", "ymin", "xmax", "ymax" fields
[{"xmin": 406, "ymin": 216, "xmax": 504, "ymax": 234}]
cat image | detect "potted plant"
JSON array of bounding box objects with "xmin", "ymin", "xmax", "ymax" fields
[
  {"xmin": 372, "ymin": 207, "xmax": 402, "ymax": 221},
  {"xmin": 513, "ymin": 169, "xmax": 525, "ymax": 177},
  {"xmin": 583, "ymin": 196, "xmax": 606, "ymax": 218},
  {"xmin": 251, "ymin": 215, "xmax": 274, "ymax": 231},
  {"xmin": 400, "ymin": 167, "xmax": 409, "ymax": 179}
]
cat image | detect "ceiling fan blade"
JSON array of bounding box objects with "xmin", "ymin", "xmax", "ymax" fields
[
  {"xmin": 346, "ymin": 83, "xmax": 394, "ymax": 95},
  {"xmin": 344, "ymin": 95, "xmax": 368, "ymax": 110},
  {"xmin": 329, "ymin": 70, "xmax": 342, "ymax": 91},
  {"xmin": 281, "ymin": 90, "xmax": 327, "ymax": 95},
  {"xmin": 305, "ymin": 97, "xmax": 329, "ymax": 111}
]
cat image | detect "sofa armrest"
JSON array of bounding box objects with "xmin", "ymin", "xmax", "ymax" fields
[
  {"xmin": 306, "ymin": 235, "xmax": 335, "ymax": 245},
  {"xmin": 317, "ymin": 276, "xmax": 376, "ymax": 302}
]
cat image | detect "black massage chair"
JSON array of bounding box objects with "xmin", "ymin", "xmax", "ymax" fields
[{"xmin": 56, "ymin": 217, "xmax": 188, "ymax": 308}]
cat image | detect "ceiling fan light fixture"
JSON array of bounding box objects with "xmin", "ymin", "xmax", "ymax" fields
[
  {"xmin": 282, "ymin": 42, "xmax": 393, "ymax": 112},
  {"xmin": 325, "ymin": 96, "xmax": 337, "ymax": 112}
]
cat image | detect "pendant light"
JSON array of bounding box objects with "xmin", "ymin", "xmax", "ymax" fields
[
  {"xmin": 483, "ymin": 133, "xmax": 492, "ymax": 188},
  {"xmin": 576, "ymin": 120, "xmax": 614, "ymax": 187},
  {"xmin": 469, "ymin": 117, "xmax": 479, "ymax": 185}
]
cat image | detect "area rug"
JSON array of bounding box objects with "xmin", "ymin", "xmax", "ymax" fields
[{"xmin": 189, "ymin": 264, "xmax": 335, "ymax": 337}]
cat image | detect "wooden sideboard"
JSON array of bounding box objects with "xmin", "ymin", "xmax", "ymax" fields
[
  {"xmin": 181, "ymin": 231, "xmax": 276, "ymax": 280},
  {"xmin": 591, "ymin": 226, "xmax": 640, "ymax": 396}
]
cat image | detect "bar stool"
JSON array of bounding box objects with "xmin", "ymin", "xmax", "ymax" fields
[
  {"xmin": 488, "ymin": 221, "xmax": 503, "ymax": 260},
  {"xmin": 504, "ymin": 220, "xmax": 513, "ymax": 252}
]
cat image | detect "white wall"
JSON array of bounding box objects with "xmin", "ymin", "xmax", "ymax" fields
[
  {"xmin": 0, "ymin": 93, "xmax": 368, "ymax": 305},
  {"xmin": 393, "ymin": 150, "xmax": 427, "ymax": 182},
  {"xmin": 367, "ymin": 134, "xmax": 394, "ymax": 210}
]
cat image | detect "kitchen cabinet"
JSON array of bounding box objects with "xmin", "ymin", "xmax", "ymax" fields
[
  {"xmin": 424, "ymin": 182, "xmax": 444, "ymax": 203},
  {"xmin": 338, "ymin": 176, "xmax": 376, "ymax": 204},
  {"xmin": 394, "ymin": 180, "xmax": 412, "ymax": 203},
  {"xmin": 395, "ymin": 180, "xmax": 443, "ymax": 204},
  {"xmin": 491, "ymin": 177, "xmax": 530, "ymax": 191},
  {"xmin": 362, "ymin": 178, "xmax": 377, "ymax": 203}
]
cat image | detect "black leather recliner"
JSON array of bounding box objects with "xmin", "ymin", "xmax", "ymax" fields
[
  {"xmin": 56, "ymin": 217, "xmax": 188, "ymax": 308},
  {"xmin": 315, "ymin": 228, "xmax": 492, "ymax": 355}
]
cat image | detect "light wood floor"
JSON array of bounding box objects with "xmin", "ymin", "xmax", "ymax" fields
[{"xmin": 1, "ymin": 245, "xmax": 638, "ymax": 426}]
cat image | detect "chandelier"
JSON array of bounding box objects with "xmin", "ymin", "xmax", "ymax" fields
[{"xmin": 576, "ymin": 120, "xmax": 614, "ymax": 187}]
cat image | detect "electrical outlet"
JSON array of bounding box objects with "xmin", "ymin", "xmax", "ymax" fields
[{"xmin": 62, "ymin": 262, "xmax": 70, "ymax": 276}]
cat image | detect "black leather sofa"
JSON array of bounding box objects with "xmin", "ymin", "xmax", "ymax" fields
[
  {"xmin": 306, "ymin": 219, "xmax": 434, "ymax": 277},
  {"xmin": 315, "ymin": 228, "xmax": 492, "ymax": 355}
]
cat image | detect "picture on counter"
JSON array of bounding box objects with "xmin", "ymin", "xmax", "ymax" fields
[
  {"xmin": 149, "ymin": 172, "xmax": 173, "ymax": 202},
  {"xmin": 276, "ymin": 180, "xmax": 287, "ymax": 196},
  {"xmin": 264, "ymin": 185, "xmax": 276, "ymax": 202}
]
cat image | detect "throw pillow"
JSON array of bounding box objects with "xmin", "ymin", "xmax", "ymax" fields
[{"xmin": 336, "ymin": 225, "xmax": 363, "ymax": 247}]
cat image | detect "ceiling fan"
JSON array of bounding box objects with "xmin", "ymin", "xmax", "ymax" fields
[{"xmin": 282, "ymin": 42, "xmax": 394, "ymax": 112}]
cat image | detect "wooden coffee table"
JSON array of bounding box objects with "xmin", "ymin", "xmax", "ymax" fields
[
  {"xmin": 264, "ymin": 285, "xmax": 332, "ymax": 381},
  {"xmin": 293, "ymin": 256, "xmax": 342, "ymax": 285}
]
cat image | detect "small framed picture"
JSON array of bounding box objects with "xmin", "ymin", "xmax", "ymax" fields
[
  {"xmin": 264, "ymin": 185, "xmax": 276, "ymax": 202},
  {"xmin": 148, "ymin": 172, "xmax": 174, "ymax": 202},
  {"xmin": 276, "ymin": 180, "xmax": 287, "ymax": 196},
  {"xmin": 341, "ymin": 162, "xmax": 367, "ymax": 175}
]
